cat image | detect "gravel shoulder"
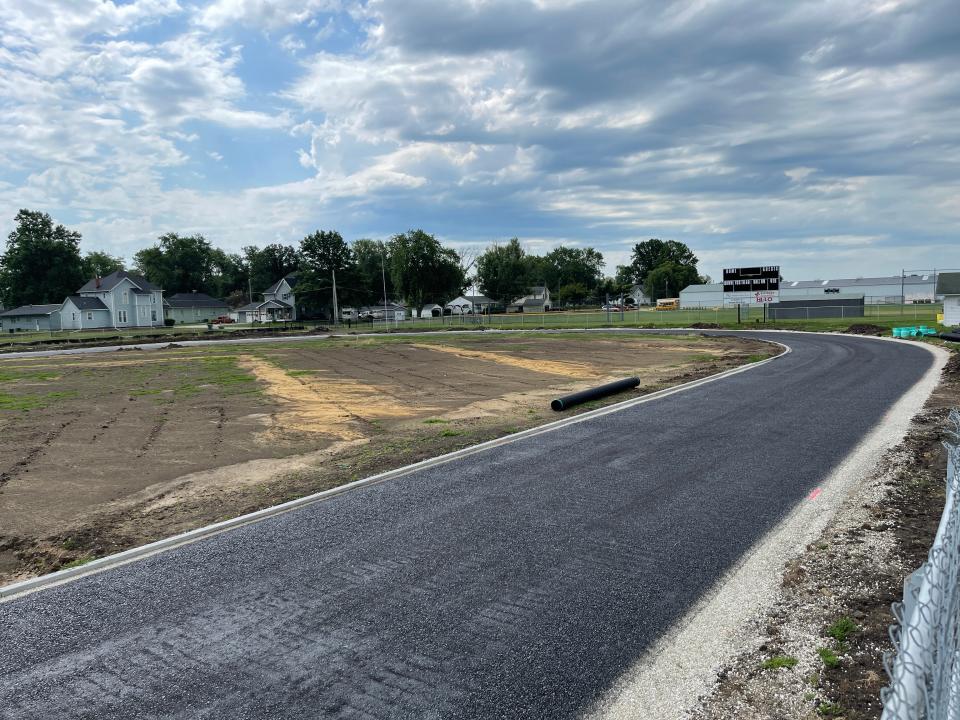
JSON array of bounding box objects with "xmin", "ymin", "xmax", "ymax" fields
[{"xmin": 690, "ymin": 345, "xmax": 960, "ymax": 720}]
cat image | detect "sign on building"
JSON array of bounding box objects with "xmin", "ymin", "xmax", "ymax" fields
[{"xmin": 723, "ymin": 266, "xmax": 781, "ymax": 305}]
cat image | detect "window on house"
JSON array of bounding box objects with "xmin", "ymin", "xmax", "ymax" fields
[
  {"xmin": 122, "ymin": 291, "xmax": 129, "ymax": 303},
  {"xmin": 118, "ymin": 310, "xmax": 127, "ymax": 323},
  {"xmin": 72, "ymin": 313, "xmax": 77, "ymax": 321},
  {"xmin": 87, "ymin": 312, "xmax": 93, "ymax": 320},
  {"xmin": 283, "ymin": 293, "xmax": 290, "ymax": 299},
  {"xmin": 151, "ymin": 310, "xmax": 157, "ymax": 322}
]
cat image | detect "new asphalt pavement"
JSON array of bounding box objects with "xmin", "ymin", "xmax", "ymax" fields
[{"xmin": 0, "ymin": 332, "xmax": 939, "ymax": 719}]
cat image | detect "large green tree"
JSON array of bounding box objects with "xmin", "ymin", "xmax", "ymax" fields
[
  {"xmin": 388, "ymin": 229, "xmax": 466, "ymax": 310},
  {"xmin": 244, "ymin": 244, "xmax": 301, "ymax": 296},
  {"xmin": 351, "ymin": 238, "xmax": 393, "ymax": 304},
  {"xmin": 81, "ymin": 251, "xmax": 124, "ymax": 280},
  {"xmin": 0, "ymin": 209, "xmax": 86, "ymax": 306},
  {"xmin": 627, "ymin": 239, "xmax": 699, "ymax": 287},
  {"xmin": 298, "ymin": 230, "xmax": 355, "ymax": 317},
  {"xmin": 475, "ymin": 238, "xmax": 533, "ymax": 306},
  {"xmin": 531, "ymin": 246, "xmax": 604, "ymax": 294},
  {"xmin": 644, "ymin": 262, "xmax": 701, "ymax": 302},
  {"xmin": 134, "ymin": 233, "xmax": 221, "ymax": 295}
]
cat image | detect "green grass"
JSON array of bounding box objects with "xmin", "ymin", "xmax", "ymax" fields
[
  {"xmin": 817, "ymin": 647, "xmax": 841, "ymax": 668},
  {"xmin": 827, "ymin": 617, "xmax": 858, "ymax": 645},
  {"xmin": 818, "ymin": 702, "xmax": 845, "ymax": 716},
  {"xmin": 61, "ymin": 555, "xmax": 95, "ymax": 569},
  {"xmin": 439, "ymin": 429, "xmax": 463, "ymax": 437},
  {"xmin": 0, "ymin": 390, "xmax": 78, "ymax": 412},
  {"xmin": 423, "ymin": 418, "xmax": 450, "ymax": 424},
  {"xmin": 761, "ymin": 655, "xmax": 799, "ymax": 670}
]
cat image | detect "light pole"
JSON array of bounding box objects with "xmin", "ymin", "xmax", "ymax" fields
[
  {"xmin": 331, "ymin": 268, "xmax": 339, "ymax": 327},
  {"xmin": 381, "ymin": 251, "xmax": 389, "ymax": 329}
]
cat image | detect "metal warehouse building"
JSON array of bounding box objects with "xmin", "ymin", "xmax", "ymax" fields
[
  {"xmin": 680, "ymin": 273, "xmax": 941, "ymax": 308},
  {"xmin": 778, "ymin": 274, "xmax": 938, "ymax": 304}
]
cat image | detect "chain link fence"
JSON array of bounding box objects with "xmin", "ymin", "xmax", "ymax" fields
[{"xmin": 881, "ymin": 409, "xmax": 960, "ymax": 720}]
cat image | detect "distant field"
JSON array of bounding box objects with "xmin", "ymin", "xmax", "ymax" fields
[
  {"xmin": 345, "ymin": 302, "xmax": 945, "ymax": 334},
  {"xmin": 0, "ymin": 331, "xmax": 775, "ymax": 584}
]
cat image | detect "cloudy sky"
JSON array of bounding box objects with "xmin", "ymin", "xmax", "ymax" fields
[{"xmin": 1, "ymin": 0, "xmax": 957, "ymax": 281}]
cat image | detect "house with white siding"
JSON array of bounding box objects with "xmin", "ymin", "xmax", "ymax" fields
[{"xmin": 262, "ymin": 273, "xmax": 299, "ymax": 320}]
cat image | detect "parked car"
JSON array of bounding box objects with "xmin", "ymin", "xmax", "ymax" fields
[
  {"xmin": 601, "ymin": 304, "xmax": 622, "ymax": 311},
  {"xmin": 215, "ymin": 315, "xmax": 235, "ymax": 324}
]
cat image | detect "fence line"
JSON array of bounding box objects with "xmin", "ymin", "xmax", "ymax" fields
[{"xmin": 881, "ymin": 409, "xmax": 960, "ymax": 720}]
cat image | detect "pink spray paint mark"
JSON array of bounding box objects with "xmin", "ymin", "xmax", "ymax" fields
[{"xmin": 808, "ymin": 487, "xmax": 822, "ymax": 501}]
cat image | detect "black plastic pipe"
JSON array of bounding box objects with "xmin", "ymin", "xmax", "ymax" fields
[
  {"xmin": 551, "ymin": 376, "xmax": 641, "ymax": 411},
  {"xmin": 940, "ymin": 332, "xmax": 960, "ymax": 342}
]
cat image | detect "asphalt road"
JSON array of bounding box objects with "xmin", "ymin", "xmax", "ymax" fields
[{"xmin": 0, "ymin": 332, "xmax": 937, "ymax": 719}]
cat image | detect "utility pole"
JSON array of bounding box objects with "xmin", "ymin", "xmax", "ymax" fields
[
  {"xmin": 331, "ymin": 268, "xmax": 339, "ymax": 326},
  {"xmin": 901, "ymin": 268, "xmax": 905, "ymax": 315},
  {"xmin": 381, "ymin": 252, "xmax": 389, "ymax": 328},
  {"xmin": 247, "ymin": 275, "xmax": 253, "ymax": 304}
]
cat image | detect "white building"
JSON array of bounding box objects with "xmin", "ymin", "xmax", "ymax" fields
[
  {"xmin": 680, "ymin": 273, "xmax": 944, "ymax": 307},
  {"xmin": 938, "ymin": 273, "xmax": 960, "ymax": 327},
  {"xmin": 679, "ymin": 283, "xmax": 722, "ymax": 308},
  {"xmin": 445, "ymin": 295, "xmax": 495, "ymax": 314},
  {"xmin": 778, "ymin": 275, "xmax": 938, "ymax": 304}
]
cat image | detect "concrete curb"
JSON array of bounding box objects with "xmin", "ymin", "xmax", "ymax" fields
[{"xmin": 0, "ymin": 338, "xmax": 790, "ymax": 601}]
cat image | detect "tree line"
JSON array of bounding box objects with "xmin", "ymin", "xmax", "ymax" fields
[{"xmin": 0, "ymin": 209, "xmax": 706, "ymax": 314}]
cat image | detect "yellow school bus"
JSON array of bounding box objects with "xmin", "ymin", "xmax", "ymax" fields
[{"xmin": 656, "ymin": 298, "xmax": 680, "ymax": 311}]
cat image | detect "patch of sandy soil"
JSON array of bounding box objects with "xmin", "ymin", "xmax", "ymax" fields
[
  {"xmin": 237, "ymin": 355, "xmax": 428, "ymax": 441},
  {"xmin": 690, "ymin": 348, "xmax": 960, "ymax": 720},
  {"xmin": 0, "ymin": 333, "xmax": 775, "ymax": 585},
  {"xmin": 411, "ymin": 343, "xmax": 599, "ymax": 378}
]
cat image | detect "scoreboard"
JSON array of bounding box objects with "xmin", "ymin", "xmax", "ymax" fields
[{"xmin": 722, "ymin": 266, "xmax": 780, "ymax": 304}]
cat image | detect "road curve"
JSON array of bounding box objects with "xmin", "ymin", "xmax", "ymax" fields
[{"xmin": 0, "ymin": 332, "xmax": 939, "ymax": 719}]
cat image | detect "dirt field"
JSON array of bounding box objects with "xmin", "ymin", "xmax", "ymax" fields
[{"xmin": 0, "ymin": 331, "xmax": 773, "ymax": 585}]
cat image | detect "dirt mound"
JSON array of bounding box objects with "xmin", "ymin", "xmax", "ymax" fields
[
  {"xmin": 844, "ymin": 323, "xmax": 886, "ymax": 336},
  {"xmin": 689, "ymin": 322, "xmax": 722, "ymax": 329}
]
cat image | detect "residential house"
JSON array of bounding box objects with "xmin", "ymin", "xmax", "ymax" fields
[
  {"xmin": 420, "ymin": 303, "xmax": 443, "ymax": 318},
  {"xmin": 937, "ymin": 272, "xmax": 960, "ymax": 327},
  {"xmin": 59, "ymin": 296, "xmax": 111, "ymax": 330},
  {"xmin": 507, "ymin": 286, "xmax": 552, "ymax": 313},
  {"xmin": 263, "ymin": 273, "xmax": 299, "ymax": 320},
  {"xmin": 628, "ymin": 284, "xmax": 652, "ymax": 306},
  {"xmin": 445, "ymin": 295, "xmax": 495, "ymax": 315},
  {"xmin": 0, "ymin": 304, "xmax": 62, "ymax": 332},
  {"xmin": 231, "ymin": 299, "xmax": 294, "ymax": 323},
  {"xmin": 165, "ymin": 292, "xmax": 230, "ymax": 324},
  {"xmin": 73, "ymin": 271, "xmax": 165, "ymax": 328}
]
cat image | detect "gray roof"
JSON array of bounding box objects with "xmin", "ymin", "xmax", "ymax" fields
[
  {"xmin": 781, "ymin": 275, "xmax": 935, "ymax": 289},
  {"xmin": 936, "ymin": 272, "xmax": 960, "ymax": 295},
  {"xmin": 263, "ymin": 273, "xmax": 299, "ymax": 295},
  {"xmin": 681, "ymin": 283, "xmax": 722, "ymax": 293},
  {"xmin": 77, "ymin": 270, "xmax": 160, "ymax": 293},
  {"xmin": 63, "ymin": 296, "xmax": 108, "ymax": 311},
  {"xmin": 166, "ymin": 292, "xmax": 228, "ymax": 308},
  {"xmin": 237, "ymin": 299, "xmax": 291, "ymax": 312},
  {"xmin": 0, "ymin": 304, "xmax": 62, "ymax": 317},
  {"xmin": 464, "ymin": 295, "xmax": 494, "ymax": 304}
]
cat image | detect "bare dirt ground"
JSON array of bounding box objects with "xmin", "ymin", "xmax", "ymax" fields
[
  {"xmin": 691, "ymin": 346, "xmax": 959, "ymax": 720},
  {"xmin": 0, "ymin": 331, "xmax": 773, "ymax": 585}
]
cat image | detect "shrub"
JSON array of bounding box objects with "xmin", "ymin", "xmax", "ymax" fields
[{"xmin": 163, "ymin": 318, "xmax": 175, "ymax": 327}]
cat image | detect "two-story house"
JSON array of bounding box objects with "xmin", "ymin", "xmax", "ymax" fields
[
  {"xmin": 262, "ymin": 273, "xmax": 299, "ymax": 320},
  {"xmin": 60, "ymin": 271, "xmax": 165, "ymax": 330}
]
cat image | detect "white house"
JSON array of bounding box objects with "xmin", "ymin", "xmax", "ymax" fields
[
  {"xmin": 508, "ymin": 286, "xmax": 552, "ymax": 312},
  {"xmin": 263, "ymin": 273, "xmax": 299, "ymax": 320},
  {"xmin": 937, "ymin": 272, "xmax": 960, "ymax": 327},
  {"xmin": 420, "ymin": 303, "xmax": 443, "ymax": 318},
  {"xmin": 232, "ymin": 299, "xmax": 293, "ymax": 323},
  {"xmin": 445, "ymin": 295, "xmax": 495, "ymax": 315},
  {"xmin": 628, "ymin": 285, "xmax": 651, "ymax": 306},
  {"xmin": 69, "ymin": 271, "xmax": 164, "ymax": 329}
]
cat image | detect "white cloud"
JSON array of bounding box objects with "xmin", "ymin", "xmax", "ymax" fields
[{"xmin": 197, "ymin": 0, "xmax": 341, "ymax": 30}]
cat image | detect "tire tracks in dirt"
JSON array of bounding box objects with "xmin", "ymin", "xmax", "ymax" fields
[{"xmin": 0, "ymin": 412, "xmax": 82, "ymax": 489}]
